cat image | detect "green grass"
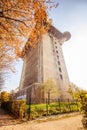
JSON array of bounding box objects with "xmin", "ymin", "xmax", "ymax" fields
[{"xmin": 26, "ymin": 102, "xmax": 81, "ymax": 119}]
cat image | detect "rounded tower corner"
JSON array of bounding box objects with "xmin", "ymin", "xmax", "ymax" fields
[{"xmin": 63, "ymin": 31, "xmax": 71, "ymax": 41}]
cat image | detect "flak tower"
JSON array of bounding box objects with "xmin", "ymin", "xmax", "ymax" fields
[{"xmin": 19, "ymin": 25, "xmax": 71, "ymax": 100}]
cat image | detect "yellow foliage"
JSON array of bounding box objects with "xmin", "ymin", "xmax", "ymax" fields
[
  {"xmin": 41, "ymin": 78, "xmax": 60, "ymax": 98},
  {"xmin": 1, "ymin": 91, "xmax": 11, "ymax": 102},
  {"xmin": 0, "ymin": 0, "xmax": 58, "ymax": 70}
]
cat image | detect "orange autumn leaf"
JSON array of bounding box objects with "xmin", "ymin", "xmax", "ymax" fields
[{"xmin": 0, "ymin": 0, "xmax": 58, "ymax": 86}]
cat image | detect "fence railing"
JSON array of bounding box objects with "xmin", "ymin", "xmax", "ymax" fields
[{"xmin": 26, "ymin": 98, "xmax": 80, "ymax": 120}]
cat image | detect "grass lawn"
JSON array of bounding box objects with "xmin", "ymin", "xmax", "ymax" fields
[{"xmin": 26, "ymin": 101, "xmax": 81, "ymax": 119}]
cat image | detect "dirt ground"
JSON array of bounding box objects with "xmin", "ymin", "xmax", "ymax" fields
[{"xmin": 0, "ymin": 108, "xmax": 84, "ymax": 130}]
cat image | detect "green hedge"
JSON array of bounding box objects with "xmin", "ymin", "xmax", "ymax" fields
[
  {"xmin": 1, "ymin": 100, "xmax": 26, "ymax": 119},
  {"xmin": 80, "ymin": 93, "xmax": 87, "ymax": 129},
  {"xmin": 26, "ymin": 101, "xmax": 80, "ymax": 119}
]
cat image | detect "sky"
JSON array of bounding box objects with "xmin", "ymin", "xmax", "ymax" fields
[{"xmin": 4, "ymin": 0, "xmax": 87, "ymax": 92}]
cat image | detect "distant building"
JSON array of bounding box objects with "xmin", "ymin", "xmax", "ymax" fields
[{"xmin": 18, "ymin": 25, "xmax": 71, "ymax": 102}]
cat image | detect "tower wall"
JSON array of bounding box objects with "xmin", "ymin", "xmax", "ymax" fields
[
  {"xmin": 42, "ymin": 33, "xmax": 70, "ymax": 98},
  {"xmin": 19, "ymin": 44, "xmax": 39, "ymax": 89},
  {"xmin": 19, "ymin": 26, "xmax": 71, "ymax": 99}
]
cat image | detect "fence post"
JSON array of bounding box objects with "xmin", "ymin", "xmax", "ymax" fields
[
  {"xmin": 46, "ymin": 98, "xmax": 48, "ymax": 116},
  {"xmin": 68, "ymin": 99, "xmax": 71, "ymax": 112},
  {"xmin": 58, "ymin": 98, "xmax": 61, "ymax": 112},
  {"xmin": 76, "ymin": 99, "xmax": 79, "ymax": 111},
  {"xmin": 27, "ymin": 90, "xmax": 31, "ymax": 120},
  {"xmin": 28, "ymin": 98, "xmax": 31, "ymax": 120},
  {"xmin": 48, "ymin": 91, "xmax": 50, "ymax": 104}
]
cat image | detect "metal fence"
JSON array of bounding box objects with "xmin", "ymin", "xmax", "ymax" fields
[{"xmin": 26, "ymin": 98, "xmax": 80, "ymax": 120}]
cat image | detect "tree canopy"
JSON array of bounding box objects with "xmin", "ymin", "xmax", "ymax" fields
[
  {"xmin": 0, "ymin": 91, "xmax": 11, "ymax": 102},
  {"xmin": 0, "ymin": 0, "xmax": 58, "ymax": 87},
  {"xmin": 0, "ymin": 0, "xmax": 58, "ymax": 62},
  {"xmin": 41, "ymin": 78, "xmax": 60, "ymax": 99}
]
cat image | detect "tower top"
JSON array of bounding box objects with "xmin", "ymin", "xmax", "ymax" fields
[
  {"xmin": 21, "ymin": 25, "xmax": 71, "ymax": 58},
  {"xmin": 49, "ymin": 25, "xmax": 71, "ymax": 45}
]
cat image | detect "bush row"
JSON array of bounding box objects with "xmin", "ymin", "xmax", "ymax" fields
[
  {"xmin": 26, "ymin": 102, "xmax": 80, "ymax": 120},
  {"xmin": 80, "ymin": 93, "xmax": 87, "ymax": 129},
  {"xmin": 1, "ymin": 100, "xmax": 26, "ymax": 119}
]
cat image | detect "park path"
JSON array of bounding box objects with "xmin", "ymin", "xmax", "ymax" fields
[
  {"xmin": 0, "ymin": 108, "xmax": 21, "ymax": 126},
  {"xmin": 0, "ymin": 108, "xmax": 84, "ymax": 130}
]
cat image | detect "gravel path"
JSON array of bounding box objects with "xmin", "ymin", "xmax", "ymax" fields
[
  {"xmin": 0, "ymin": 108, "xmax": 84, "ymax": 130},
  {"xmin": 0, "ymin": 108, "xmax": 22, "ymax": 126}
]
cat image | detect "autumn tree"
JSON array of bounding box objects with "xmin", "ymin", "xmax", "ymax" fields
[
  {"xmin": 67, "ymin": 82, "xmax": 82, "ymax": 100},
  {"xmin": 69, "ymin": 89, "xmax": 87, "ymax": 129},
  {"xmin": 80, "ymin": 91, "xmax": 87, "ymax": 129},
  {"xmin": 0, "ymin": 0, "xmax": 59, "ymax": 88},
  {"xmin": 1, "ymin": 91, "xmax": 12, "ymax": 103},
  {"xmin": 41, "ymin": 78, "xmax": 60, "ymax": 103},
  {"xmin": 0, "ymin": 0, "xmax": 58, "ymax": 62}
]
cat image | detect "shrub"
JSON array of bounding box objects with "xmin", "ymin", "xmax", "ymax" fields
[
  {"xmin": 26, "ymin": 104, "xmax": 46, "ymax": 119},
  {"xmin": 1, "ymin": 100, "xmax": 26, "ymax": 119},
  {"xmin": 80, "ymin": 91, "xmax": 87, "ymax": 129},
  {"xmin": 1, "ymin": 91, "xmax": 12, "ymax": 103}
]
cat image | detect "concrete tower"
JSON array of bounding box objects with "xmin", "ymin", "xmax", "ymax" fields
[{"xmin": 19, "ymin": 25, "xmax": 71, "ymax": 100}]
